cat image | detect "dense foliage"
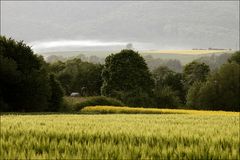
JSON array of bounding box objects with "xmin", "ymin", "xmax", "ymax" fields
[
  {"xmin": 152, "ymin": 66, "xmax": 185, "ymax": 107},
  {"xmin": 228, "ymin": 50, "xmax": 240, "ymax": 65},
  {"xmin": 1, "ymin": 36, "xmax": 239, "ymax": 111},
  {"xmin": 48, "ymin": 74, "xmax": 64, "ymax": 111},
  {"xmin": 183, "ymin": 61, "xmax": 210, "ymax": 87},
  {"xmin": 187, "ymin": 62, "xmax": 240, "ymax": 111},
  {"xmin": 0, "ymin": 36, "xmax": 63, "ymax": 111},
  {"xmin": 49, "ymin": 59, "xmax": 103, "ymax": 96},
  {"xmin": 101, "ymin": 49, "xmax": 154, "ymax": 107}
]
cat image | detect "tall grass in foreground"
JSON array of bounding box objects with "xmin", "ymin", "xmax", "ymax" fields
[{"xmin": 1, "ymin": 111, "xmax": 239, "ymax": 159}]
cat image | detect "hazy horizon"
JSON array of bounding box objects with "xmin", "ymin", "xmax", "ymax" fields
[{"xmin": 1, "ymin": 1, "xmax": 239, "ymax": 52}]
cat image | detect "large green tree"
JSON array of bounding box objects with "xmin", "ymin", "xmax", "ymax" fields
[
  {"xmin": 101, "ymin": 49, "xmax": 154, "ymax": 106},
  {"xmin": 183, "ymin": 61, "xmax": 210, "ymax": 87},
  {"xmin": 228, "ymin": 51, "xmax": 240, "ymax": 65},
  {"xmin": 0, "ymin": 36, "xmax": 63, "ymax": 111},
  {"xmin": 152, "ymin": 66, "xmax": 185, "ymax": 107},
  {"xmin": 152, "ymin": 66, "xmax": 184, "ymax": 94}
]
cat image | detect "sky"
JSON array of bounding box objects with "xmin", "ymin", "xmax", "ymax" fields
[{"xmin": 1, "ymin": 1, "xmax": 239, "ymax": 52}]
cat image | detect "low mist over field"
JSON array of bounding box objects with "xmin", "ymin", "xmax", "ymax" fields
[{"xmin": 1, "ymin": 1, "xmax": 239, "ymax": 53}]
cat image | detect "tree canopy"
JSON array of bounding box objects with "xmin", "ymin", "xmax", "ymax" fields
[
  {"xmin": 0, "ymin": 36, "xmax": 63, "ymax": 111},
  {"xmin": 187, "ymin": 62, "xmax": 240, "ymax": 111},
  {"xmin": 101, "ymin": 49, "xmax": 154, "ymax": 106},
  {"xmin": 152, "ymin": 66, "xmax": 184, "ymax": 107},
  {"xmin": 1, "ymin": 35, "xmax": 239, "ymax": 112},
  {"xmin": 228, "ymin": 51, "xmax": 240, "ymax": 65},
  {"xmin": 183, "ymin": 61, "xmax": 210, "ymax": 87},
  {"xmin": 49, "ymin": 58, "xmax": 103, "ymax": 96}
]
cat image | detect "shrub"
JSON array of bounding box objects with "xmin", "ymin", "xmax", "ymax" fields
[
  {"xmin": 58, "ymin": 99, "xmax": 74, "ymax": 112},
  {"xmin": 114, "ymin": 89, "xmax": 155, "ymax": 107},
  {"xmin": 64, "ymin": 96, "xmax": 124, "ymax": 111}
]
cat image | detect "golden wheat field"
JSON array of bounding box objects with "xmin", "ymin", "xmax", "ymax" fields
[{"xmin": 1, "ymin": 107, "xmax": 239, "ymax": 159}]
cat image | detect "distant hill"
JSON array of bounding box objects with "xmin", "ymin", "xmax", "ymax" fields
[
  {"xmin": 141, "ymin": 49, "xmax": 233, "ymax": 64},
  {"xmin": 39, "ymin": 49, "xmax": 233, "ymax": 65}
]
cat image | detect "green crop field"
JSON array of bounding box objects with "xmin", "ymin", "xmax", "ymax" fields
[{"xmin": 1, "ymin": 109, "xmax": 239, "ymax": 159}]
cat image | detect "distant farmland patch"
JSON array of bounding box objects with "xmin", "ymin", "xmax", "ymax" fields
[
  {"xmin": 140, "ymin": 50, "xmax": 233, "ymax": 64},
  {"xmin": 141, "ymin": 49, "xmax": 231, "ymax": 55}
]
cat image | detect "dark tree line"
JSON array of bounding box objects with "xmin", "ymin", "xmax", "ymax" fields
[
  {"xmin": 1, "ymin": 36, "xmax": 239, "ymax": 112},
  {"xmin": 101, "ymin": 49, "xmax": 239, "ymax": 111},
  {"xmin": 187, "ymin": 52, "xmax": 240, "ymax": 111}
]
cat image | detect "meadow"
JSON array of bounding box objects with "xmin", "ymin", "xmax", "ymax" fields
[{"xmin": 1, "ymin": 108, "xmax": 239, "ymax": 159}]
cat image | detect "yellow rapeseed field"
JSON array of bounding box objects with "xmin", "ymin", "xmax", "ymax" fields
[{"xmin": 81, "ymin": 106, "xmax": 239, "ymax": 116}]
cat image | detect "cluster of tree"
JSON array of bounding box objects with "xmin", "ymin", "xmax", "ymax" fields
[
  {"xmin": 46, "ymin": 54, "xmax": 105, "ymax": 64},
  {"xmin": 48, "ymin": 59, "xmax": 103, "ymax": 96},
  {"xmin": 47, "ymin": 53, "xmax": 183, "ymax": 73},
  {"xmin": 0, "ymin": 36, "xmax": 64, "ymax": 112},
  {"xmin": 1, "ymin": 36, "xmax": 239, "ymax": 112},
  {"xmin": 144, "ymin": 55, "xmax": 182, "ymax": 72},
  {"xmin": 152, "ymin": 66, "xmax": 185, "ymax": 107},
  {"xmin": 187, "ymin": 51, "xmax": 240, "ymax": 111},
  {"xmin": 101, "ymin": 50, "xmax": 239, "ymax": 111}
]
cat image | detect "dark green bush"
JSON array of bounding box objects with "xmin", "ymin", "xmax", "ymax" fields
[
  {"xmin": 114, "ymin": 89, "xmax": 155, "ymax": 107},
  {"xmin": 153, "ymin": 86, "xmax": 180, "ymax": 108},
  {"xmin": 58, "ymin": 99, "xmax": 74, "ymax": 112},
  {"xmin": 68, "ymin": 96, "xmax": 124, "ymax": 111}
]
